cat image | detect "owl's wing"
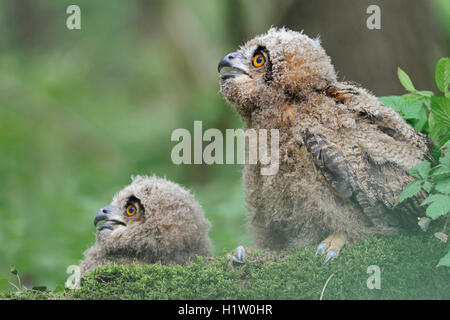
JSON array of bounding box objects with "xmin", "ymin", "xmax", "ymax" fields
[
  {"xmin": 301, "ymin": 129, "xmax": 425, "ymax": 227},
  {"xmin": 324, "ymin": 84, "xmax": 435, "ymax": 162}
]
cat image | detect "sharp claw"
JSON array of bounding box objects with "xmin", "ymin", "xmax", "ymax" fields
[
  {"xmin": 232, "ymin": 256, "xmax": 245, "ymax": 264},
  {"xmin": 315, "ymin": 243, "xmax": 327, "ymax": 255},
  {"xmin": 231, "ymin": 245, "xmax": 247, "ymax": 264},
  {"xmin": 323, "ymin": 250, "xmax": 337, "ymax": 266},
  {"xmin": 235, "ymin": 245, "xmax": 246, "ymax": 261}
]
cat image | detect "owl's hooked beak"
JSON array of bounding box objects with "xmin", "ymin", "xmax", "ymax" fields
[
  {"xmin": 218, "ymin": 51, "xmax": 249, "ymax": 80},
  {"xmin": 94, "ymin": 205, "xmax": 126, "ymax": 231}
]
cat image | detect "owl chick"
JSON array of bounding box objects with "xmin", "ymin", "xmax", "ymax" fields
[
  {"xmin": 218, "ymin": 27, "xmax": 432, "ymax": 264},
  {"xmin": 80, "ymin": 175, "xmax": 211, "ymax": 276}
]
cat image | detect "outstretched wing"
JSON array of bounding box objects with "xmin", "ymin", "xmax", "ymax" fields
[{"xmin": 301, "ymin": 129, "xmax": 425, "ymax": 228}]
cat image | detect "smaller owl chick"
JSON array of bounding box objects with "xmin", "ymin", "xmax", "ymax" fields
[{"xmin": 80, "ymin": 175, "xmax": 211, "ymax": 276}]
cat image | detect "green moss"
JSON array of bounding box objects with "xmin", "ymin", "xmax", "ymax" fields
[{"xmin": 1, "ymin": 233, "xmax": 449, "ymax": 300}]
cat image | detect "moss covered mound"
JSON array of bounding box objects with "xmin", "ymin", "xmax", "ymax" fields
[{"xmin": 2, "ymin": 233, "xmax": 449, "ymax": 300}]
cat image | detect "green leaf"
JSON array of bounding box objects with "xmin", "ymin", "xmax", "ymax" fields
[
  {"xmin": 398, "ymin": 67, "xmax": 416, "ymax": 92},
  {"xmin": 379, "ymin": 96, "xmax": 426, "ymax": 126},
  {"xmin": 418, "ymin": 90, "xmax": 435, "ymax": 97},
  {"xmin": 411, "ymin": 107, "xmax": 428, "ymax": 131},
  {"xmin": 403, "ymin": 91, "xmax": 434, "ymax": 108},
  {"xmin": 437, "ymin": 250, "xmax": 450, "ymax": 267},
  {"xmin": 422, "ymin": 181, "xmax": 433, "ymax": 193},
  {"xmin": 432, "ymin": 166, "xmax": 450, "ymax": 179},
  {"xmin": 421, "ymin": 194, "xmax": 450, "ymax": 219},
  {"xmin": 439, "ymin": 142, "xmax": 450, "ymax": 166},
  {"xmin": 430, "ymin": 97, "xmax": 450, "ymax": 122},
  {"xmin": 435, "ymin": 57, "xmax": 450, "ymax": 94},
  {"xmin": 429, "ymin": 96, "xmax": 450, "ymax": 147},
  {"xmin": 403, "ymin": 91, "xmax": 433, "ymax": 100},
  {"xmin": 403, "ymin": 101, "xmax": 426, "ymax": 121},
  {"xmin": 442, "ymin": 140, "xmax": 450, "ymax": 151},
  {"xmin": 409, "ymin": 161, "xmax": 431, "ymax": 179},
  {"xmin": 421, "ymin": 193, "xmax": 444, "ymax": 206},
  {"xmin": 435, "ymin": 179, "xmax": 450, "ymax": 194},
  {"xmin": 429, "ymin": 114, "xmax": 450, "ymax": 147},
  {"xmin": 395, "ymin": 180, "xmax": 422, "ymax": 205},
  {"xmin": 379, "ymin": 96, "xmax": 406, "ymax": 112}
]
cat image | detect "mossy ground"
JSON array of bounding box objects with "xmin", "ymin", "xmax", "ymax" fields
[{"xmin": 1, "ymin": 232, "xmax": 449, "ymax": 300}]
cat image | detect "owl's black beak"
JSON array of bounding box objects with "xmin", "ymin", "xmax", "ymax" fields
[
  {"xmin": 218, "ymin": 52, "xmax": 239, "ymax": 72},
  {"xmin": 218, "ymin": 51, "xmax": 249, "ymax": 80},
  {"xmin": 94, "ymin": 205, "xmax": 126, "ymax": 229}
]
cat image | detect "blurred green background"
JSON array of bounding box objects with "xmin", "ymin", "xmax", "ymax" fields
[{"xmin": 0, "ymin": 0, "xmax": 449, "ymax": 289}]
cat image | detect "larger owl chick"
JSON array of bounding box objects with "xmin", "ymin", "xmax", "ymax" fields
[
  {"xmin": 80, "ymin": 175, "xmax": 211, "ymax": 276},
  {"xmin": 218, "ymin": 27, "xmax": 432, "ymax": 264}
]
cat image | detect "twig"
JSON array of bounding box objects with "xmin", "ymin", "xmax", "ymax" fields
[
  {"xmin": 8, "ymin": 281, "xmax": 20, "ymax": 291},
  {"xmin": 16, "ymin": 273, "xmax": 22, "ymax": 290},
  {"xmin": 319, "ymin": 273, "xmax": 335, "ymax": 300}
]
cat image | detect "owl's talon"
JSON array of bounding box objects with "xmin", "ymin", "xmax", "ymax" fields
[
  {"xmin": 230, "ymin": 245, "xmax": 249, "ymax": 264},
  {"xmin": 315, "ymin": 243, "xmax": 327, "ymax": 255},
  {"xmin": 316, "ymin": 233, "xmax": 346, "ymax": 265},
  {"xmin": 232, "ymin": 256, "xmax": 245, "ymax": 264},
  {"xmin": 323, "ymin": 250, "xmax": 336, "ymax": 266},
  {"xmin": 235, "ymin": 245, "xmax": 246, "ymax": 261}
]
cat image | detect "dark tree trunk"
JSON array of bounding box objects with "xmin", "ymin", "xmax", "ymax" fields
[{"xmin": 276, "ymin": 0, "xmax": 447, "ymax": 96}]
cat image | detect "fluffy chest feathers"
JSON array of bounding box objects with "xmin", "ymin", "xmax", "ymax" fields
[{"xmin": 243, "ymin": 88, "xmax": 426, "ymax": 237}]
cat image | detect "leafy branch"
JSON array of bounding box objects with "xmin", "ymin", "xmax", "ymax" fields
[{"xmin": 380, "ymin": 58, "xmax": 450, "ymax": 267}]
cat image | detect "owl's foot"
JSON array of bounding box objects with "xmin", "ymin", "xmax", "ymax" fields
[
  {"xmin": 228, "ymin": 245, "xmax": 253, "ymax": 264},
  {"xmin": 315, "ymin": 233, "xmax": 347, "ymax": 266}
]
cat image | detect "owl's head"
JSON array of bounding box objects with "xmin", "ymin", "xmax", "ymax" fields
[
  {"xmin": 218, "ymin": 27, "xmax": 337, "ymax": 116},
  {"xmin": 93, "ymin": 175, "xmax": 211, "ymax": 259}
]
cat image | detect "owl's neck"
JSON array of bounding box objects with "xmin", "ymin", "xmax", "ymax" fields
[{"xmin": 243, "ymin": 97, "xmax": 301, "ymax": 130}]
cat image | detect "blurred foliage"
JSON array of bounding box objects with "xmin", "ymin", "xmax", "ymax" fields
[
  {"xmin": 0, "ymin": 0, "xmax": 449, "ymax": 290},
  {"xmin": 0, "ymin": 0, "xmax": 264, "ymax": 289}
]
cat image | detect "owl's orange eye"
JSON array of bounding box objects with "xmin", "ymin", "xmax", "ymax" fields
[
  {"xmin": 252, "ymin": 53, "xmax": 265, "ymax": 67},
  {"xmin": 126, "ymin": 204, "xmax": 136, "ymax": 216}
]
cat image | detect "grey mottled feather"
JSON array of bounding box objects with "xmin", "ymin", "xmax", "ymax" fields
[{"xmin": 301, "ymin": 128, "xmax": 425, "ymax": 229}]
